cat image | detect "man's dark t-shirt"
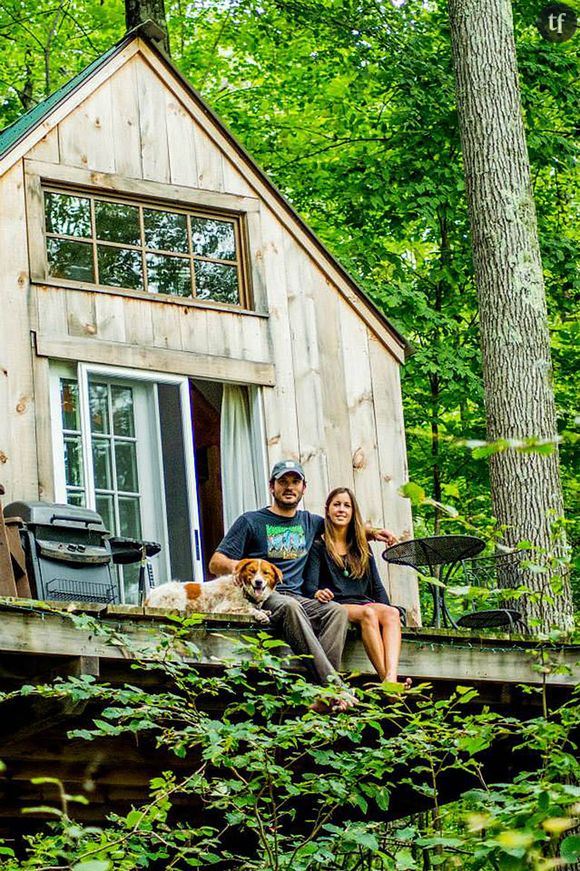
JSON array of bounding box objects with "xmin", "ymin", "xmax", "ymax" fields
[{"xmin": 216, "ymin": 507, "xmax": 324, "ymax": 593}]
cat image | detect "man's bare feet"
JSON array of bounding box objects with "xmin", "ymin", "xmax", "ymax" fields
[
  {"xmin": 309, "ymin": 699, "xmax": 332, "ymax": 714},
  {"xmin": 309, "ymin": 692, "xmax": 357, "ymax": 714}
]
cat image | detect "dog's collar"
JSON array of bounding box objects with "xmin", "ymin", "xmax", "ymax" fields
[{"xmin": 243, "ymin": 589, "xmax": 263, "ymax": 606}]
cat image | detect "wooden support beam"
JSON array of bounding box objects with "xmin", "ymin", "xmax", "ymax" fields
[
  {"xmin": 0, "ymin": 696, "xmax": 88, "ymax": 749},
  {"xmin": 65, "ymin": 655, "xmax": 100, "ymax": 678},
  {"xmin": 34, "ymin": 334, "xmax": 276, "ymax": 386}
]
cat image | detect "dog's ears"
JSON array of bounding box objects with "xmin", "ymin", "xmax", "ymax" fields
[
  {"xmin": 271, "ymin": 564, "xmax": 283, "ymax": 586},
  {"xmin": 233, "ymin": 558, "xmax": 251, "ymax": 586}
]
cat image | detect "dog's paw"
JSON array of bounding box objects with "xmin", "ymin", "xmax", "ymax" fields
[{"xmin": 253, "ymin": 609, "xmax": 271, "ymax": 624}]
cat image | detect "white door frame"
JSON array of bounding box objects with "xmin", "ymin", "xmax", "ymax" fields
[{"xmin": 51, "ymin": 363, "xmax": 204, "ymax": 584}]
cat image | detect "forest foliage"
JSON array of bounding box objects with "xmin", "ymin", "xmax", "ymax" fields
[{"xmin": 0, "ymin": 0, "xmax": 578, "ymax": 591}]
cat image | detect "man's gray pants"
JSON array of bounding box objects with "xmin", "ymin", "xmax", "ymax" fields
[{"xmin": 265, "ymin": 590, "xmax": 349, "ymax": 686}]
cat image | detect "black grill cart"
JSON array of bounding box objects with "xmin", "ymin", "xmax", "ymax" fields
[{"xmin": 3, "ymin": 501, "xmax": 120, "ymax": 604}]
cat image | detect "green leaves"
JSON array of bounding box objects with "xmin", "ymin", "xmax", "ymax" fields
[
  {"xmin": 561, "ymin": 834, "xmax": 580, "ymax": 863},
  {"xmin": 71, "ymin": 862, "xmax": 111, "ymax": 871}
]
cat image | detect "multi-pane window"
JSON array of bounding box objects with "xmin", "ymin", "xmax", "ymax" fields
[
  {"xmin": 88, "ymin": 381, "xmax": 142, "ymax": 545},
  {"xmin": 58, "ymin": 377, "xmax": 142, "ymax": 544},
  {"xmin": 44, "ymin": 190, "xmax": 247, "ymax": 306}
]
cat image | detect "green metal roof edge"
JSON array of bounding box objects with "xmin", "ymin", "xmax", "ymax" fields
[{"xmin": 0, "ymin": 42, "xmax": 124, "ymax": 160}]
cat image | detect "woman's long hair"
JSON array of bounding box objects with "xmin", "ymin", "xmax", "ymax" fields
[{"xmin": 324, "ymin": 487, "xmax": 370, "ymax": 580}]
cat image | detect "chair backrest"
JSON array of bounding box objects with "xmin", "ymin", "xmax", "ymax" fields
[
  {"xmin": 461, "ymin": 550, "xmax": 530, "ymax": 609},
  {"xmin": 456, "ymin": 550, "xmax": 530, "ymax": 632}
]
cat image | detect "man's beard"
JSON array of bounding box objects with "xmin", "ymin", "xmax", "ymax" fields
[{"xmin": 273, "ymin": 492, "xmax": 300, "ymax": 511}]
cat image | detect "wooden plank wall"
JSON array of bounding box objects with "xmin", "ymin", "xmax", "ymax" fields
[
  {"xmin": 35, "ymin": 288, "xmax": 272, "ymax": 364},
  {"xmin": 1, "ymin": 48, "xmax": 417, "ymax": 618},
  {"xmin": 0, "ymin": 165, "xmax": 38, "ymax": 501}
]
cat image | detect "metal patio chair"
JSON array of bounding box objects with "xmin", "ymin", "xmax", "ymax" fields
[{"xmin": 455, "ymin": 550, "xmax": 529, "ymax": 632}]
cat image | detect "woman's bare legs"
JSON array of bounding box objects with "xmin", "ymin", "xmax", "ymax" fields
[
  {"xmin": 344, "ymin": 603, "xmax": 410, "ymax": 685},
  {"xmin": 370, "ymin": 603, "xmax": 404, "ymax": 683},
  {"xmin": 343, "ymin": 604, "xmax": 387, "ymax": 680}
]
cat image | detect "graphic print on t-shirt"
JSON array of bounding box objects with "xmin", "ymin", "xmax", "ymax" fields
[{"xmin": 266, "ymin": 523, "xmax": 307, "ymax": 560}]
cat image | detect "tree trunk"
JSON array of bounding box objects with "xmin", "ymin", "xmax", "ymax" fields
[
  {"xmin": 447, "ymin": 0, "xmax": 573, "ymax": 630},
  {"xmin": 125, "ymin": 0, "xmax": 171, "ymax": 56}
]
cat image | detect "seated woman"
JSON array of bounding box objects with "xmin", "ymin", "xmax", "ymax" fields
[{"xmin": 303, "ymin": 487, "xmax": 410, "ymax": 687}]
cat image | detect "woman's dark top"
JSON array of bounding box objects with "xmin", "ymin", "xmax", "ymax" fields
[{"xmin": 302, "ymin": 538, "xmax": 391, "ymax": 605}]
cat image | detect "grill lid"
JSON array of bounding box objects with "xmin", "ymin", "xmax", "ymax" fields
[
  {"xmin": 37, "ymin": 540, "xmax": 112, "ymax": 565},
  {"xmin": 4, "ymin": 501, "xmax": 108, "ymax": 532}
]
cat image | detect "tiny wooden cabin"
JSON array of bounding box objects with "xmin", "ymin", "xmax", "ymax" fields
[{"xmin": 0, "ymin": 25, "xmax": 417, "ymax": 619}]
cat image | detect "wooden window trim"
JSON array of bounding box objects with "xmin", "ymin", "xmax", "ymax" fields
[{"xmin": 25, "ymin": 159, "xmax": 266, "ymax": 311}]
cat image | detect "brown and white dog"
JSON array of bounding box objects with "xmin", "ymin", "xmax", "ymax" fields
[{"xmin": 145, "ymin": 558, "xmax": 282, "ymax": 623}]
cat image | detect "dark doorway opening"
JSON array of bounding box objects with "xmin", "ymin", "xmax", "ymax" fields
[{"xmin": 190, "ymin": 381, "xmax": 224, "ymax": 577}]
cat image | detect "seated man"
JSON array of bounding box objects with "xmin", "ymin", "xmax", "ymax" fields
[{"xmin": 208, "ymin": 459, "xmax": 396, "ymax": 710}]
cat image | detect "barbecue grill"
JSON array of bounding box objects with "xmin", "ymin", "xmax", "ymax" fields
[{"xmin": 3, "ymin": 501, "xmax": 120, "ymax": 604}]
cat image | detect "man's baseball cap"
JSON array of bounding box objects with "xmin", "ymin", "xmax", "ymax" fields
[{"xmin": 270, "ymin": 459, "xmax": 306, "ymax": 481}]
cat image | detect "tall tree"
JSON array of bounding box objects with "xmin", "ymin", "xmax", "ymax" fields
[
  {"xmin": 125, "ymin": 0, "xmax": 170, "ymax": 55},
  {"xmin": 447, "ymin": 0, "xmax": 573, "ymax": 628}
]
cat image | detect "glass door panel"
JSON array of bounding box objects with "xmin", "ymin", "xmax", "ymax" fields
[{"xmin": 87, "ymin": 379, "xmax": 143, "ymax": 601}]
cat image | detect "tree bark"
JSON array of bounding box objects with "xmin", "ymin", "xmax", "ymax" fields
[
  {"xmin": 447, "ymin": 0, "xmax": 572, "ymax": 629},
  {"xmin": 125, "ymin": 0, "xmax": 171, "ymax": 56}
]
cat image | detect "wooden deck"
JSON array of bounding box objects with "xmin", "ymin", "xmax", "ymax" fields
[
  {"xmin": 0, "ymin": 598, "xmax": 578, "ymax": 836},
  {"xmin": 0, "ymin": 597, "xmax": 577, "ymax": 688}
]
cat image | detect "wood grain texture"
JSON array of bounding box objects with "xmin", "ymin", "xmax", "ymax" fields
[
  {"xmin": 0, "ymin": 165, "xmax": 38, "ymax": 501},
  {"xmin": 24, "ymin": 160, "xmax": 260, "ymax": 213},
  {"xmin": 259, "ymin": 212, "xmax": 300, "ymax": 465},
  {"xmin": 284, "ymin": 235, "xmax": 327, "ymax": 508},
  {"xmin": 58, "ymin": 80, "xmax": 116, "ymax": 174},
  {"xmin": 338, "ymin": 302, "xmax": 382, "ymax": 526},
  {"xmin": 367, "ymin": 333, "xmax": 418, "ymax": 622},
  {"xmin": 0, "ymin": 603, "xmax": 577, "ymax": 687},
  {"xmin": 314, "ymin": 280, "xmax": 353, "ymax": 492},
  {"xmin": 67, "ymin": 291, "xmax": 97, "ymax": 339},
  {"xmin": 0, "ymin": 43, "xmax": 140, "ymax": 177},
  {"xmin": 110, "ymin": 59, "xmax": 142, "ymax": 179},
  {"xmin": 192, "ymin": 119, "xmax": 224, "ymax": 192},
  {"xmin": 166, "ymin": 92, "xmax": 198, "ymax": 187},
  {"xmin": 26, "ymin": 126, "xmax": 60, "ymax": 163},
  {"xmin": 35, "ymin": 335, "xmax": 276, "ymax": 386},
  {"xmin": 135, "ymin": 59, "xmax": 170, "ymax": 183}
]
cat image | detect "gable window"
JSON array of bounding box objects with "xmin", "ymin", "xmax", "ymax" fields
[{"xmin": 44, "ymin": 189, "xmax": 248, "ymax": 306}]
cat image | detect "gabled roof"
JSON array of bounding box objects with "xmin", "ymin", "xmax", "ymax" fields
[{"xmin": 0, "ymin": 22, "xmax": 410, "ymax": 359}]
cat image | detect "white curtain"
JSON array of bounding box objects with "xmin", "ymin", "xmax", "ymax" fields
[{"xmin": 220, "ymin": 385, "xmax": 265, "ymax": 529}]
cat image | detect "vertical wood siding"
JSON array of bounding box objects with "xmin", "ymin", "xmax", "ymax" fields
[
  {"xmin": 0, "ymin": 49, "xmax": 417, "ymax": 617},
  {"xmin": 0, "ymin": 166, "xmax": 38, "ymax": 500},
  {"xmin": 284, "ymin": 235, "xmax": 328, "ymax": 507},
  {"xmin": 110, "ymin": 60, "xmax": 143, "ymax": 179},
  {"xmin": 59, "ymin": 80, "xmax": 116, "ymax": 174}
]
